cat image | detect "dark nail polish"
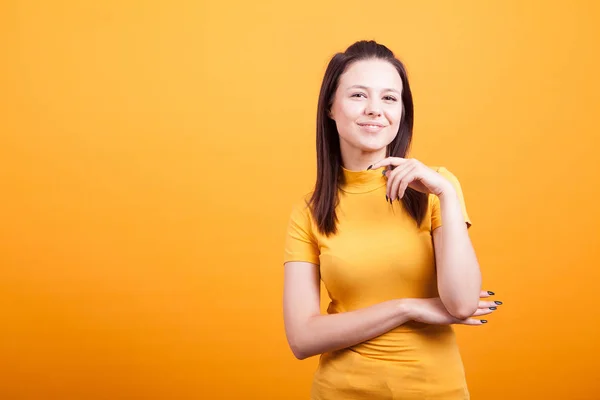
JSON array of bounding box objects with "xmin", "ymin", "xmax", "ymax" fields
[
  {"xmin": 487, "ymin": 291, "xmax": 495, "ymax": 295},
  {"xmin": 367, "ymin": 165, "xmax": 373, "ymax": 170},
  {"xmin": 489, "ymin": 307, "xmax": 497, "ymax": 310},
  {"xmin": 481, "ymin": 320, "xmax": 488, "ymax": 324},
  {"xmin": 386, "ymin": 195, "xmax": 389, "ymax": 202},
  {"xmin": 494, "ymin": 301, "xmax": 502, "ymax": 305},
  {"xmin": 382, "ymin": 169, "xmax": 386, "ymax": 176}
]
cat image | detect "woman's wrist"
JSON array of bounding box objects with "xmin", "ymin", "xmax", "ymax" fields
[
  {"xmin": 436, "ymin": 182, "xmax": 457, "ymax": 200},
  {"xmin": 396, "ymin": 298, "xmax": 416, "ymax": 322}
]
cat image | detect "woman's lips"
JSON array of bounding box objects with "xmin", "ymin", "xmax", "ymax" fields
[{"xmin": 358, "ymin": 123, "xmax": 386, "ymax": 133}]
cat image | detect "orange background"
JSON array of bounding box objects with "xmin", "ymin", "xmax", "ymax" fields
[{"xmin": 1, "ymin": 1, "xmax": 599, "ymax": 399}]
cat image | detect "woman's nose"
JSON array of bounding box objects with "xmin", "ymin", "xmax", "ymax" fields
[{"xmin": 365, "ymin": 100, "xmax": 382, "ymax": 116}]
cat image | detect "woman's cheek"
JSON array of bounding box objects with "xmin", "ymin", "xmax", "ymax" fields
[
  {"xmin": 386, "ymin": 107, "xmax": 403, "ymax": 123},
  {"xmin": 341, "ymin": 100, "xmax": 364, "ymax": 118}
]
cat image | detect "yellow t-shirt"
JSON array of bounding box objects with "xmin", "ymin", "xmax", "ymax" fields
[{"xmin": 284, "ymin": 165, "xmax": 472, "ymax": 400}]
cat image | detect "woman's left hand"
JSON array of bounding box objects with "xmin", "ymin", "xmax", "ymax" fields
[{"xmin": 368, "ymin": 157, "xmax": 453, "ymax": 201}]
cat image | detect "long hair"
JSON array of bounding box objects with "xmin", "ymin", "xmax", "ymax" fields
[{"xmin": 309, "ymin": 40, "xmax": 428, "ymax": 236}]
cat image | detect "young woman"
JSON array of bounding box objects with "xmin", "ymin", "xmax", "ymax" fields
[{"xmin": 282, "ymin": 40, "xmax": 501, "ymax": 399}]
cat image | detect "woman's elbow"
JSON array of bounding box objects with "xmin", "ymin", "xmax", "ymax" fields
[
  {"xmin": 286, "ymin": 331, "xmax": 312, "ymax": 360},
  {"xmin": 290, "ymin": 345, "xmax": 308, "ymax": 360},
  {"xmin": 447, "ymin": 302, "xmax": 479, "ymax": 320},
  {"xmin": 289, "ymin": 339, "xmax": 312, "ymax": 360}
]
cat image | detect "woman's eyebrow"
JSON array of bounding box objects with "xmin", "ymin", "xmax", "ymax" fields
[{"xmin": 347, "ymin": 85, "xmax": 401, "ymax": 95}]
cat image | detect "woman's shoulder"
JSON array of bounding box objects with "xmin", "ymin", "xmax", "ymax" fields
[
  {"xmin": 287, "ymin": 191, "xmax": 314, "ymax": 217},
  {"xmin": 429, "ymin": 165, "xmax": 462, "ymax": 184},
  {"xmin": 285, "ymin": 191, "xmax": 319, "ymax": 237},
  {"xmin": 429, "ymin": 165, "xmax": 451, "ymax": 174}
]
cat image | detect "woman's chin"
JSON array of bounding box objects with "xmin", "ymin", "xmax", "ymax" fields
[
  {"xmin": 340, "ymin": 134, "xmax": 393, "ymax": 154},
  {"xmin": 356, "ymin": 139, "xmax": 391, "ymax": 153}
]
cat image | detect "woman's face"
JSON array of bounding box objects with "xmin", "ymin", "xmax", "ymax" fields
[{"xmin": 329, "ymin": 59, "xmax": 404, "ymax": 156}]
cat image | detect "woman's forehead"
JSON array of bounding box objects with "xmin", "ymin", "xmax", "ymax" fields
[{"xmin": 339, "ymin": 60, "xmax": 403, "ymax": 91}]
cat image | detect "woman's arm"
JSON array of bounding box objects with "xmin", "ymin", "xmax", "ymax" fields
[
  {"xmin": 433, "ymin": 186, "xmax": 482, "ymax": 320},
  {"xmin": 283, "ymin": 261, "xmax": 411, "ymax": 360}
]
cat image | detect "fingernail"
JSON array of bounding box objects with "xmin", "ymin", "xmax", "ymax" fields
[
  {"xmin": 494, "ymin": 301, "xmax": 503, "ymax": 305},
  {"xmin": 367, "ymin": 165, "xmax": 373, "ymax": 170},
  {"xmin": 481, "ymin": 320, "xmax": 488, "ymax": 324},
  {"xmin": 385, "ymin": 195, "xmax": 388, "ymax": 202},
  {"xmin": 382, "ymin": 169, "xmax": 386, "ymax": 176},
  {"xmin": 489, "ymin": 307, "xmax": 497, "ymax": 310},
  {"xmin": 487, "ymin": 291, "xmax": 495, "ymax": 295}
]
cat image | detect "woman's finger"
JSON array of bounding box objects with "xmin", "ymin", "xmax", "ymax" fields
[
  {"xmin": 387, "ymin": 163, "xmax": 416, "ymax": 201},
  {"xmin": 478, "ymin": 300, "xmax": 502, "ymax": 309},
  {"xmin": 480, "ymin": 290, "xmax": 495, "ymax": 298},
  {"xmin": 472, "ymin": 308, "xmax": 495, "ymax": 317},
  {"xmin": 459, "ymin": 318, "xmax": 489, "ymax": 326},
  {"xmin": 396, "ymin": 169, "xmax": 418, "ymax": 199},
  {"xmin": 368, "ymin": 157, "xmax": 407, "ymax": 171}
]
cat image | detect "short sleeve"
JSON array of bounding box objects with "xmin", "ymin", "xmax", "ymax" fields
[
  {"xmin": 283, "ymin": 199, "xmax": 320, "ymax": 265},
  {"xmin": 430, "ymin": 166, "xmax": 472, "ymax": 231}
]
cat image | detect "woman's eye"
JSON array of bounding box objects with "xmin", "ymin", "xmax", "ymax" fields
[
  {"xmin": 384, "ymin": 96, "xmax": 397, "ymax": 101},
  {"xmin": 351, "ymin": 93, "xmax": 367, "ymax": 98}
]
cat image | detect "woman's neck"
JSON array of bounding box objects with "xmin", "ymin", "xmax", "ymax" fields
[{"xmin": 340, "ymin": 146, "xmax": 387, "ymax": 171}]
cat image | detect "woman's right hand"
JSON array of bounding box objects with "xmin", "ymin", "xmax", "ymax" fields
[{"xmin": 403, "ymin": 290, "xmax": 500, "ymax": 326}]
